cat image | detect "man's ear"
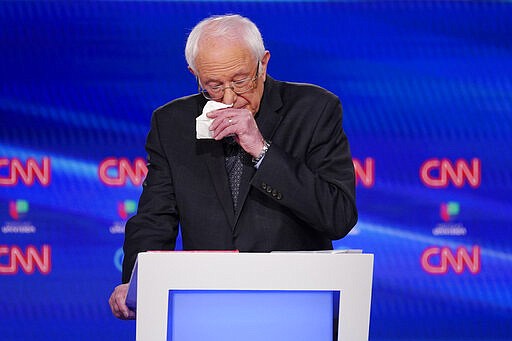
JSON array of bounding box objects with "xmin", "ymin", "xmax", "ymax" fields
[
  {"xmin": 188, "ymin": 66, "xmax": 196, "ymax": 76},
  {"xmin": 260, "ymin": 51, "xmax": 271, "ymax": 81}
]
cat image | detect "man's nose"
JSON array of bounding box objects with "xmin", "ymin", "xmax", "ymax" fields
[{"xmin": 222, "ymin": 87, "xmax": 237, "ymax": 105}]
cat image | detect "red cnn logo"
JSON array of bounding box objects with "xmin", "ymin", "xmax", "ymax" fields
[
  {"xmin": 0, "ymin": 245, "xmax": 52, "ymax": 275},
  {"xmin": 98, "ymin": 157, "xmax": 147, "ymax": 186},
  {"xmin": 421, "ymin": 246, "xmax": 481, "ymax": 275},
  {"xmin": 420, "ymin": 158, "xmax": 481, "ymax": 188},
  {"xmin": 353, "ymin": 157, "xmax": 375, "ymax": 188},
  {"xmin": 0, "ymin": 157, "xmax": 51, "ymax": 186}
]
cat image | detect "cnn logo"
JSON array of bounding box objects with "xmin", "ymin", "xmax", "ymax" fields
[
  {"xmin": 0, "ymin": 245, "xmax": 51, "ymax": 275},
  {"xmin": 353, "ymin": 157, "xmax": 375, "ymax": 188},
  {"xmin": 420, "ymin": 158, "xmax": 481, "ymax": 188},
  {"xmin": 98, "ymin": 157, "xmax": 147, "ymax": 186},
  {"xmin": 0, "ymin": 157, "xmax": 51, "ymax": 186},
  {"xmin": 421, "ymin": 245, "xmax": 481, "ymax": 275}
]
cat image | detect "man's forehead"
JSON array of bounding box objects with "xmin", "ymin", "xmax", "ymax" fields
[
  {"xmin": 195, "ymin": 43, "xmax": 255, "ymax": 77},
  {"xmin": 198, "ymin": 37, "xmax": 251, "ymax": 57}
]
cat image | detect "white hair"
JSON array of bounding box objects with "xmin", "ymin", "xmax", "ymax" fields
[{"xmin": 185, "ymin": 14, "xmax": 266, "ymax": 73}]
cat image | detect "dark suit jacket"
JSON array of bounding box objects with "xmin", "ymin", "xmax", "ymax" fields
[{"xmin": 122, "ymin": 76, "xmax": 357, "ymax": 283}]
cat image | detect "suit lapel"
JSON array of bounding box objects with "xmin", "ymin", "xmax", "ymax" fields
[
  {"xmin": 197, "ymin": 139, "xmax": 236, "ymax": 226},
  {"xmin": 194, "ymin": 95, "xmax": 236, "ymax": 227},
  {"xmin": 234, "ymin": 77, "xmax": 284, "ymax": 223}
]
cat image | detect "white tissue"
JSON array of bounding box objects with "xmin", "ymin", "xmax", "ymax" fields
[{"xmin": 196, "ymin": 101, "xmax": 233, "ymax": 139}]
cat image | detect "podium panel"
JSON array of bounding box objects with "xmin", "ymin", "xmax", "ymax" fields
[
  {"xmin": 168, "ymin": 290, "xmax": 336, "ymax": 341},
  {"xmin": 130, "ymin": 252, "xmax": 374, "ymax": 341}
]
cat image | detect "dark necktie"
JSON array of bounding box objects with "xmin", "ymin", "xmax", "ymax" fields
[{"xmin": 224, "ymin": 137, "xmax": 245, "ymax": 211}]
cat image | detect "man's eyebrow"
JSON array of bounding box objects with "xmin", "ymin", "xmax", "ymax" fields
[
  {"xmin": 204, "ymin": 78, "xmax": 222, "ymax": 85},
  {"xmin": 235, "ymin": 68, "xmax": 254, "ymax": 78},
  {"xmin": 204, "ymin": 69, "xmax": 251, "ymax": 84}
]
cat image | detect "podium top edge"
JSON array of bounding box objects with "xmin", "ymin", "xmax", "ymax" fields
[{"xmin": 139, "ymin": 250, "xmax": 372, "ymax": 256}]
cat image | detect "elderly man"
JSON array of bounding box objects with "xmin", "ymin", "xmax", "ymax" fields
[{"xmin": 109, "ymin": 14, "xmax": 357, "ymax": 319}]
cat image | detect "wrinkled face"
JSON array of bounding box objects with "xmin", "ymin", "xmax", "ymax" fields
[{"xmin": 192, "ymin": 38, "xmax": 270, "ymax": 115}]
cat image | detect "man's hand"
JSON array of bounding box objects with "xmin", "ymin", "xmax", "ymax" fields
[
  {"xmin": 208, "ymin": 108, "xmax": 265, "ymax": 158},
  {"xmin": 109, "ymin": 283, "xmax": 135, "ymax": 320}
]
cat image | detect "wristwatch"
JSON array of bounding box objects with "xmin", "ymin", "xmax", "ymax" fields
[{"xmin": 252, "ymin": 139, "xmax": 271, "ymax": 164}]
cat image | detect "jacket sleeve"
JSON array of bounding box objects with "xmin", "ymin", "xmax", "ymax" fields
[
  {"xmin": 122, "ymin": 110, "xmax": 179, "ymax": 283},
  {"xmin": 250, "ymin": 94, "xmax": 357, "ymax": 240}
]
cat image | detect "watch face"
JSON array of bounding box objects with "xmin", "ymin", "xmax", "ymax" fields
[{"xmin": 253, "ymin": 140, "xmax": 270, "ymax": 164}]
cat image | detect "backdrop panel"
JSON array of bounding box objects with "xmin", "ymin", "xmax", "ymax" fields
[{"xmin": 1, "ymin": 1, "xmax": 511, "ymax": 340}]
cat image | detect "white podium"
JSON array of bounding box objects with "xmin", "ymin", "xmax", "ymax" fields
[{"xmin": 128, "ymin": 251, "xmax": 374, "ymax": 341}]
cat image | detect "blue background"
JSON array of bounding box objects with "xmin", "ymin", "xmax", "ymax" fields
[{"xmin": 1, "ymin": 1, "xmax": 511, "ymax": 340}]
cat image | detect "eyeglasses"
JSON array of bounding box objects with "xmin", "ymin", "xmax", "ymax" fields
[{"xmin": 197, "ymin": 62, "xmax": 260, "ymax": 100}]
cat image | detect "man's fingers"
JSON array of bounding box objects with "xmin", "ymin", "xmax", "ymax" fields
[
  {"xmin": 213, "ymin": 121, "xmax": 238, "ymax": 140},
  {"xmin": 209, "ymin": 109, "xmax": 252, "ymax": 139},
  {"xmin": 127, "ymin": 310, "xmax": 136, "ymax": 319},
  {"xmin": 109, "ymin": 284, "xmax": 135, "ymax": 320},
  {"xmin": 209, "ymin": 111, "xmax": 236, "ymax": 132},
  {"xmin": 109, "ymin": 296, "xmax": 122, "ymax": 318},
  {"xmin": 115, "ymin": 288, "xmax": 132, "ymax": 319},
  {"xmin": 206, "ymin": 107, "xmax": 263, "ymax": 156}
]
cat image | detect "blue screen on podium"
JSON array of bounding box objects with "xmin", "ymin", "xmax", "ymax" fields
[{"xmin": 167, "ymin": 290, "xmax": 339, "ymax": 341}]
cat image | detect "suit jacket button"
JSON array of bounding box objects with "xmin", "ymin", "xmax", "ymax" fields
[
  {"xmin": 261, "ymin": 182, "xmax": 267, "ymax": 190},
  {"xmin": 266, "ymin": 186, "xmax": 272, "ymax": 193},
  {"xmin": 272, "ymin": 189, "xmax": 278, "ymax": 197},
  {"xmin": 276, "ymin": 192, "xmax": 282, "ymax": 200}
]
